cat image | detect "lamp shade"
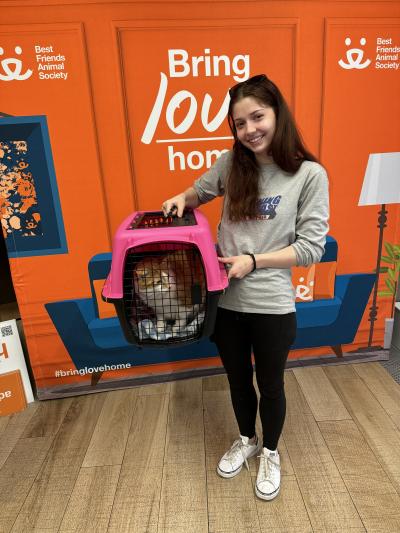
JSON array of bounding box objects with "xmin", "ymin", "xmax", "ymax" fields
[{"xmin": 358, "ymin": 152, "xmax": 400, "ymax": 206}]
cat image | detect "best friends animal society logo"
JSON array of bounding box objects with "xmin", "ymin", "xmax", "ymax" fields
[
  {"xmin": 0, "ymin": 46, "xmax": 32, "ymax": 81},
  {"xmin": 338, "ymin": 35, "xmax": 400, "ymax": 70},
  {"xmin": 0, "ymin": 44, "xmax": 69, "ymax": 81}
]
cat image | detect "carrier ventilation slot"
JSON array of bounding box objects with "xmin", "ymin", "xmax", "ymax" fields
[{"xmin": 129, "ymin": 210, "xmax": 197, "ymax": 230}]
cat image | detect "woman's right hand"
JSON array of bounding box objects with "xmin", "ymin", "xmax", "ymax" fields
[{"xmin": 162, "ymin": 193, "xmax": 186, "ymax": 218}]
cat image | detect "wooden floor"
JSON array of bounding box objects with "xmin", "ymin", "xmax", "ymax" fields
[{"xmin": 1, "ymin": 362, "xmax": 400, "ymax": 532}]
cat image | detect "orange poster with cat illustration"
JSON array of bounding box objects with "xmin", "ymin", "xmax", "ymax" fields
[{"xmin": 0, "ymin": 2, "xmax": 399, "ymax": 398}]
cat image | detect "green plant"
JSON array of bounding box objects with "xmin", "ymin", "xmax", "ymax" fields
[{"xmin": 378, "ymin": 242, "xmax": 400, "ymax": 318}]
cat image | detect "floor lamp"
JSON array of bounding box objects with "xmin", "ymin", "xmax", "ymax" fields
[{"xmin": 358, "ymin": 152, "xmax": 400, "ymax": 347}]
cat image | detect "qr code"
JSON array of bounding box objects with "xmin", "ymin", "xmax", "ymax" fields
[{"xmin": 1, "ymin": 325, "xmax": 13, "ymax": 337}]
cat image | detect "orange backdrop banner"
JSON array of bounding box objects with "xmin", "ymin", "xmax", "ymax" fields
[{"xmin": 0, "ymin": 2, "xmax": 399, "ymax": 399}]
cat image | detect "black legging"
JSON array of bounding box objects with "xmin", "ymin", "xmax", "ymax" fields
[{"xmin": 212, "ymin": 307, "xmax": 297, "ymax": 450}]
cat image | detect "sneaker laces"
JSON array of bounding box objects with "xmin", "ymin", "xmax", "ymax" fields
[
  {"xmin": 257, "ymin": 452, "xmax": 280, "ymax": 489},
  {"xmin": 224, "ymin": 437, "xmax": 253, "ymax": 471}
]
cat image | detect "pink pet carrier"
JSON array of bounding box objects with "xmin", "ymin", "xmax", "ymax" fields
[{"xmin": 102, "ymin": 209, "xmax": 229, "ymax": 347}]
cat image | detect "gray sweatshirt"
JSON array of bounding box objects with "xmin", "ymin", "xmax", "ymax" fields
[{"xmin": 193, "ymin": 151, "xmax": 329, "ymax": 314}]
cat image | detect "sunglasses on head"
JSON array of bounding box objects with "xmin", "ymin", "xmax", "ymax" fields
[{"xmin": 229, "ymin": 74, "xmax": 268, "ymax": 96}]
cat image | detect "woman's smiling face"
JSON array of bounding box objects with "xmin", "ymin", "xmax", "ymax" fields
[{"xmin": 232, "ymin": 96, "xmax": 276, "ymax": 164}]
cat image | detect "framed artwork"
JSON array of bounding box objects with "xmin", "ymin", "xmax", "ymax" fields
[{"xmin": 0, "ymin": 115, "xmax": 67, "ymax": 257}]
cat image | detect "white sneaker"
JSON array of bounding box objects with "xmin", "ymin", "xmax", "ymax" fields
[
  {"xmin": 217, "ymin": 435, "xmax": 261, "ymax": 478},
  {"xmin": 255, "ymin": 447, "xmax": 281, "ymax": 500}
]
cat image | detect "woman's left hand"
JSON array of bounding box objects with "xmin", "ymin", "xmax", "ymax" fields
[{"xmin": 218, "ymin": 255, "xmax": 254, "ymax": 280}]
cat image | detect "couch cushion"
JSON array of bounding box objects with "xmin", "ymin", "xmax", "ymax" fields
[
  {"xmin": 313, "ymin": 261, "xmax": 336, "ymax": 300},
  {"xmin": 296, "ymin": 296, "xmax": 341, "ymax": 328},
  {"xmin": 292, "ymin": 265, "xmax": 315, "ymax": 302},
  {"xmin": 88, "ymin": 296, "xmax": 342, "ymax": 349}
]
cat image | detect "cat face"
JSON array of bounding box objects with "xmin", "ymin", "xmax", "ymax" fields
[
  {"xmin": 134, "ymin": 264, "xmax": 175, "ymax": 294},
  {"xmin": 133, "ymin": 250, "xmax": 205, "ymax": 308}
]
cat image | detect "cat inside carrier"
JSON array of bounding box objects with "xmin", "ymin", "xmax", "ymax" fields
[{"xmin": 102, "ymin": 209, "xmax": 228, "ymax": 347}]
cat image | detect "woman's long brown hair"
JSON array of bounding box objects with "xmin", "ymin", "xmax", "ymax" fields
[{"xmin": 226, "ymin": 74, "xmax": 318, "ymax": 222}]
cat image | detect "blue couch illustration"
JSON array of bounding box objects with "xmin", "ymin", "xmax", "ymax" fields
[{"xmin": 45, "ymin": 236, "xmax": 375, "ymax": 386}]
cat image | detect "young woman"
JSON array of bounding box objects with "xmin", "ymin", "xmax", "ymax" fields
[{"xmin": 162, "ymin": 74, "xmax": 329, "ymax": 501}]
